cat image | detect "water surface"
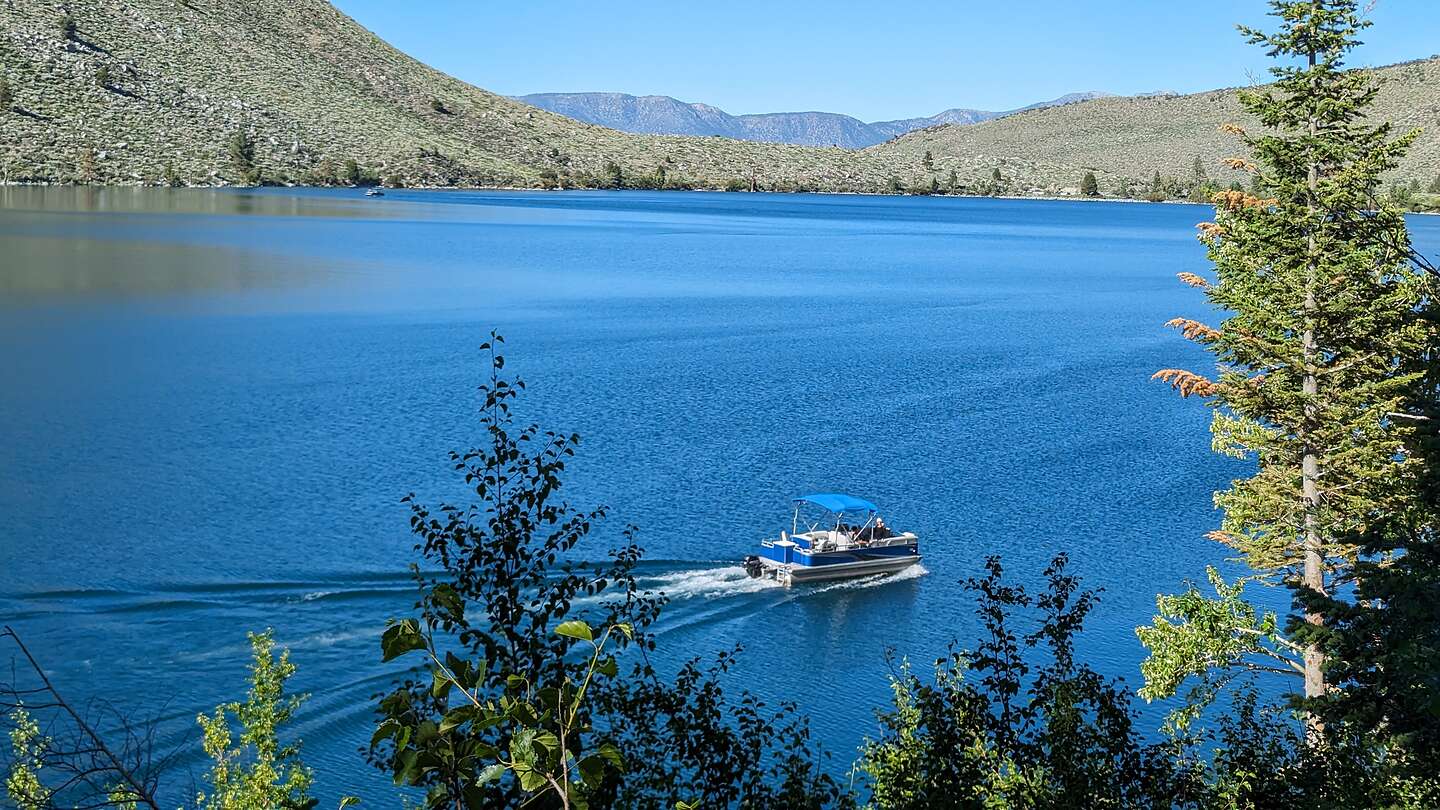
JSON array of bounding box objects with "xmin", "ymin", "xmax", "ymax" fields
[{"xmin": 4, "ymin": 188, "xmax": 1433, "ymax": 802}]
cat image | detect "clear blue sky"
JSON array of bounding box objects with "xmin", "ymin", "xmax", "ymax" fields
[{"xmin": 331, "ymin": 0, "xmax": 1440, "ymax": 121}]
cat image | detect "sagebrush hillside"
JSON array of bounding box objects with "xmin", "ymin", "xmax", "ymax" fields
[
  {"xmin": 871, "ymin": 58, "xmax": 1440, "ymax": 192},
  {"xmin": 0, "ymin": 0, "xmax": 1434, "ymax": 194},
  {"xmin": 2, "ymin": 0, "xmax": 1054, "ymax": 190}
]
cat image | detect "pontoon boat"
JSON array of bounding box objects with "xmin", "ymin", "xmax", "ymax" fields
[{"xmin": 742, "ymin": 494, "xmax": 920, "ymax": 586}]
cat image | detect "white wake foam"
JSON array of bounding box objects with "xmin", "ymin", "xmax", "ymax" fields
[{"xmin": 643, "ymin": 566, "xmax": 787, "ymax": 600}]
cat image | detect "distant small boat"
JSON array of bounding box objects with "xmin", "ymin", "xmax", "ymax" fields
[
  {"xmin": 364, "ymin": 188, "xmax": 385, "ymax": 197},
  {"xmin": 742, "ymin": 494, "xmax": 920, "ymax": 586}
]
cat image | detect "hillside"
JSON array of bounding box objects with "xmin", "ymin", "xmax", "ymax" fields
[
  {"xmin": 872, "ymin": 59, "xmax": 1440, "ymax": 192},
  {"xmin": 0, "ymin": 0, "xmax": 938, "ymax": 189},
  {"xmin": 0, "ymin": 1, "xmax": 1434, "ymax": 195},
  {"xmin": 517, "ymin": 91, "xmax": 1111, "ymax": 149}
]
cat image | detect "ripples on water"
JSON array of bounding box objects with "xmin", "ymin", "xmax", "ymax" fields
[{"xmin": 2, "ymin": 188, "xmax": 1436, "ymax": 802}]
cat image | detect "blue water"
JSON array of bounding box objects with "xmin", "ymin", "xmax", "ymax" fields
[{"xmin": 3, "ymin": 188, "xmax": 1435, "ymax": 802}]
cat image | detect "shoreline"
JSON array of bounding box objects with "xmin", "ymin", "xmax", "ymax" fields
[{"xmin": 2, "ymin": 182, "xmax": 1435, "ymax": 214}]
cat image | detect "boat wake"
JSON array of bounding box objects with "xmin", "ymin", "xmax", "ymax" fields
[
  {"xmin": 639, "ymin": 561, "xmax": 930, "ymax": 601},
  {"xmin": 638, "ymin": 565, "xmax": 787, "ymax": 600}
]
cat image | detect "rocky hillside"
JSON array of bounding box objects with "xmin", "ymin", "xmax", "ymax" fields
[
  {"xmin": 0, "ymin": 0, "xmax": 1432, "ymax": 194},
  {"xmin": 871, "ymin": 58, "xmax": 1440, "ymax": 191},
  {"xmin": 517, "ymin": 91, "xmax": 1111, "ymax": 149},
  {"xmin": 0, "ymin": 0, "xmax": 935, "ymax": 189}
]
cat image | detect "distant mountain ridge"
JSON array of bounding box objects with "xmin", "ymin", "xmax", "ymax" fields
[{"xmin": 516, "ymin": 91, "xmax": 1112, "ymax": 148}]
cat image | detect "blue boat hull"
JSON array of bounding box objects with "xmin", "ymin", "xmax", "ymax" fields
[{"xmin": 750, "ymin": 540, "xmax": 920, "ymax": 585}]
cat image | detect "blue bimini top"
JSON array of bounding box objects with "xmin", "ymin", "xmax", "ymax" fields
[{"xmin": 794, "ymin": 493, "xmax": 878, "ymax": 515}]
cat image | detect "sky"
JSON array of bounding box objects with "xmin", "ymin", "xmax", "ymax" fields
[{"xmin": 330, "ymin": 0, "xmax": 1440, "ymax": 122}]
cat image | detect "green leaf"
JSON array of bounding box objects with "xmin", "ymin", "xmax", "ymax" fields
[
  {"xmin": 380, "ymin": 619, "xmax": 427, "ymax": 662},
  {"xmin": 439, "ymin": 706, "xmax": 475, "ymax": 734},
  {"xmin": 555, "ymin": 620, "xmax": 593, "ymax": 642},
  {"xmin": 369, "ymin": 719, "xmax": 401, "ymax": 748},
  {"xmin": 477, "ymin": 763, "xmax": 507, "ymax": 785},
  {"xmin": 338, "ymin": 797, "xmax": 362, "ymax": 809},
  {"xmin": 431, "ymin": 667, "xmax": 453, "ymax": 699},
  {"xmin": 595, "ymin": 656, "xmax": 618, "ymax": 678}
]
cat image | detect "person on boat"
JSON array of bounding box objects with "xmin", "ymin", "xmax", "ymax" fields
[{"xmin": 873, "ymin": 517, "xmax": 891, "ymax": 540}]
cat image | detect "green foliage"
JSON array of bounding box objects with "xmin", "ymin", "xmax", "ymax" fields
[
  {"xmin": 860, "ymin": 555, "xmax": 1190, "ymax": 809},
  {"xmin": 1143, "ymin": 0, "xmax": 1439, "ymax": 718},
  {"xmin": 0, "ymin": 76, "xmax": 13, "ymax": 111},
  {"xmin": 991, "ymin": 167, "xmax": 1002, "ymax": 182},
  {"xmin": 162, "ymin": 163, "xmax": 182, "ymax": 188},
  {"xmin": 370, "ymin": 335, "xmax": 846, "ymax": 809},
  {"xmin": 886, "ymin": 175, "xmax": 903, "ymax": 193},
  {"xmin": 602, "ymin": 161, "xmax": 623, "ymax": 188},
  {"xmin": 197, "ymin": 630, "xmax": 316, "ymax": 810},
  {"xmin": 227, "ymin": 131, "xmax": 257, "ymax": 183},
  {"xmin": 1079, "ymin": 171, "xmax": 1099, "ymax": 197},
  {"xmin": 1202, "ymin": 690, "xmax": 1440, "ymax": 809},
  {"xmin": 1146, "ymin": 171, "xmax": 1166, "ymax": 202},
  {"xmin": 1428, "ymin": 174, "xmax": 1440, "ymax": 194},
  {"xmin": 59, "ymin": 14, "xmax": 76, "ymax": 40},
  {"xmin": 589, "ymin": 648, "xmax": 852, "ymax": 810},
  {"xmin": 429, "ymin": 98, "xmax": 447, "ymax": 114},
  {"xmin": 1135, "ymin": 569, "xmax": 1298, "ymax": 728},
  {"xmin": 95, "ymin": 65, "xmax": 112, "ymax": 89},
  {"xmin": 371, "ymin": 336, "xmax": 658, "ymax": 808},
  {"xmin": 921, "ymin": 150, "xmax": 933, "ymax": 171},
  {"xmin": 5, "ymin": 708, "xmax": 50, "ymax": 809},
  {"xmin": 377, "ymin": 617, "xmax": 630, "ymax": 810},
  {"xmin": 340, "ymin": 158, "xmax": 360, "ymax": 186}
]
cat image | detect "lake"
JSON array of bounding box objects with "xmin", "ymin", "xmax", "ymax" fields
[{"xmin": 4, "ymin": 187, "xmax": 1434, "ymax": 802}]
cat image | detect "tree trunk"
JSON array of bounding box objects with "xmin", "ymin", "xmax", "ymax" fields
[{"xmin": 1301, "ymin": 48, "xmax": 1327, "ymax": 725}]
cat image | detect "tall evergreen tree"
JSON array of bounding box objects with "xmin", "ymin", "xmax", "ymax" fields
[
  {"xmin": 1080, "ymin": 171, "xmax": 1099, "ymax": 197},
  {"xmin": 1138, "ymin": 0, "xmax": 1439, "ymax": 729},
  {"xmin": 0, "ymin": 76, "xmax": 12, "ymax": 112}
]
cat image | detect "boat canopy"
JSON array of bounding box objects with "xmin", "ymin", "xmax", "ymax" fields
[{"xmin": 794, "ymin": 493, "xmax": 877, "ymax": 515}]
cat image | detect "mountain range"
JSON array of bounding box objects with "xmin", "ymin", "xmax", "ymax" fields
[
  {"xmin": 515, "ymin": 92, "xmax": 1112, "ymax": 149},
  {"xmin": 0, "ymin": 1, "xmax": 1435, "ymax": 194}
]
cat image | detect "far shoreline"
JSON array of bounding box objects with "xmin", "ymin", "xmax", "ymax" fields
[{"xmin": 2, "ymin": 182, "xmax": 1436, "ymax": 215}]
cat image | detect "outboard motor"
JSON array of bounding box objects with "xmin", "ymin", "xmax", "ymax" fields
[{"xmin": 741, "ymin": 555, "xmax": 764, "ymax": 579}]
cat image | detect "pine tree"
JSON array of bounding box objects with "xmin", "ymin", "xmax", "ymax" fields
[
  {"xmin": 0, "ymin": 76, "xmax": 12, "ymax": 111},
  {"xmin": 1192, "ymin": 156, "xmax": 1207, "ymax": 183},
  {"xmin": 1080, "ymin": 171, "xmax": 1099, "ymax": 197},
  {"xmin": 227, "ymin": 130, "xmax": 255, "ymax": 178},
  {"xmin": 94, "ymin": 65, "xmax": 110, "ymax": 89},
  {"xmin": 922, "ymin": 150, "xmax": 934, "ymax": 171},
  {"xmin": 1138, "ymin": 0, "xmax": 1439, "ymax": 730},
  {"xmin": 59, "ymin": 14, "xmax": 76, "ymax": 41}
]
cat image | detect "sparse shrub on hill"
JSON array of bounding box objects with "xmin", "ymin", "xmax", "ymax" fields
[
  {"xmin": 226, "ymin": 130, "xmax": 258, "ymax": 185},
  {"xmin": 94, "ymin": 65, "xmax": 111, "ymax": 89},
  {"xmin": 1080, "ymin": 171, "xmax": 1099, "ymax": 196},
  {"xmin": 59, "ymin": 14, "xmax": 76, "ymax": 41},
  {"xmin": 0, "ymin": 76, "xmax": 12, "ymax": 112}
]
